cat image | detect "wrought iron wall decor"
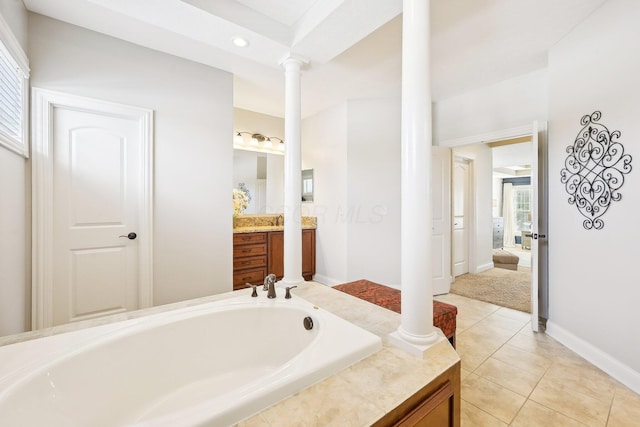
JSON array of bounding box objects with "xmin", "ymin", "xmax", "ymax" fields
[{"xmin": 560, "ymin": 111, "xmax": 632, "ymax": 230}]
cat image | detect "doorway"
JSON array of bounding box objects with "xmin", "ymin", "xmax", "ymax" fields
[
  {"xmin": 444, "ymin": 123, "xmax": 548, "ymax": 331},
  {"xmin": 31, "ymin": 89, "xmax": 154, "ymax": 329}
]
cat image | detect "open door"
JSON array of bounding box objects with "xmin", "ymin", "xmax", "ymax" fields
[
  {"xmin": 432, "ymin": 147, "xmax": 452, "ymax": 295},
  {"xmin": 530, "ymin": 121, "xmax": 549, "ymax": 332}
]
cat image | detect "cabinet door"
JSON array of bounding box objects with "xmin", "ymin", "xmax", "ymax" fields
[
  {"xmin": 302, "ymin": 229, "xmax": 316, "ymax": 277},
  {"xmin": 267, "ymin": 231, "xmax": 284, "ymax": 278}
]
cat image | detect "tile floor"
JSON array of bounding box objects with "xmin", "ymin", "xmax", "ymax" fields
[{"xmin": 434, "ymin": 293, "xmax": 640, "ymax": 426}]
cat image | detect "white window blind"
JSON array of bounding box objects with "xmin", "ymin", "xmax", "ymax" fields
[
  {"xmin": 0, "ymin": 13, "xmax": 29, "ymax": 158},
  {"xmin": 0, "ymin": 42, "xmax": 23, "ymax": 143}
]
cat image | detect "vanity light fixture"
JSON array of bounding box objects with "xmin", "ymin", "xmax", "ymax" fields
[{"xmin": 233, "ymin": 132, "xmax": 285, "ymax": 155}]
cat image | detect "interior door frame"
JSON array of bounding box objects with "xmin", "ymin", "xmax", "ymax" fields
[
  {"xmin": 440, "ymin": 123, "xmax": 548, "ymax": 331},
  {"xmin": 451, "ymin": 152, "xmax": 476, "ymax": 275},
  {"xmin": 31, "ymin": 88, "xmax": 154, "ymax": 329}
]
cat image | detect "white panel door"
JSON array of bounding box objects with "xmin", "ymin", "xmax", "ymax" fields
[
  {"xmin": 52, "ymin": 107, "xmax": 141, "ymax": 325},
  {"xmin": 452, "ymin": 159, "xmax": 469, "ymax": 277},
  {"xmin": 432, "ymin": 147, "xmax": 452, "ymax": 295}
]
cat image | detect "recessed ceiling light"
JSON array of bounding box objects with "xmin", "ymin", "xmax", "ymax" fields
[{"xmin": 232, "ymin": 37, "xmax": 249, "ymax": 48}]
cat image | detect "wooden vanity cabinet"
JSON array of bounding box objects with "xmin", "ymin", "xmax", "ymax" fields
[
  {"xmin": 373, "ymin": 361, "xmax": 460, "ymax": 427},
  {"xmin": 233, "ymin": 229, "xmax": 316, "ymax": 290},
  {"xmin": 267, "ymin": 229, "xmax": 316, "ymax": 281},
  {"xmin": 233, "ymin": 232, "xmax": 267, "ymax": 290}
]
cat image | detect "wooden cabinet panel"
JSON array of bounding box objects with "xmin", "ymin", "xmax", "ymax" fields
[
  {"xmin": 233, "ymin": 233, "xmax": 267, "ymax": 245},
  {"xmin": 233, "ymin": 232, "xmax": 268, "ymax": 290},
  {"xmin": 302, "ymin": 229, "xmax": 316, "ymax": 280},
  {"xmin": 233, "ymin": 229, "xmax": 316, "ymax": 290},
  {"xmin": 267, "ymin": 231, "xmax": 285, "ymax": 278},
  {"xmin": 233, "ymin": 267, "xmax": 267, "ymax": 289},
  {"xmin": 373, "ymin": 362, "xmax": 460, "ymax": 427},
  {"xmin": 233, "ymin": 255, "xmax": 267, "ymax": 270},
  {"xmin": 233, "ymin": 243, "xmax": 267, "ymax": 258},
  {"xmin": 267, "ymin": 230, "xmax": 316, "ymax": 281}
]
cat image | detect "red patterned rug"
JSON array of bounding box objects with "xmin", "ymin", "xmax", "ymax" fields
[{"xmin": 333, "ymin": 279, "xmax": 457, "ymax": 347}]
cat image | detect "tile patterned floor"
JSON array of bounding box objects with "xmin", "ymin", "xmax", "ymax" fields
[{"xmin": 434, "ymin": 293, "xmax": 640, "ymax": 426}]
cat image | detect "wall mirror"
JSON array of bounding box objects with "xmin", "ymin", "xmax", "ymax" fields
[
  {"xmin": 302, "ymin": 169, "xmax": 314, "ymax": 202},
  {"xmin": 233, "ymin": 149, "xmax": 284, "ymax": 213}
]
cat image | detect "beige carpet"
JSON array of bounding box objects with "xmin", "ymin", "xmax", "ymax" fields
[{"xmin": 450, "ymin": 267, "xmax": 531, "ymax": 313}]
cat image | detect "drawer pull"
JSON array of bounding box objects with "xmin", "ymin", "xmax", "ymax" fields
[{"xmin": 242, "ymin": 249, "xmax": 252, "ymax": 253}]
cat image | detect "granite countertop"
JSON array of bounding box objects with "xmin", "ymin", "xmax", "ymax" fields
[
  {"xmin": 233, "ymin": 214, "xmax": 317, "ymax": 233},
  {"xmin": 233, "ymin": 225, "xmax": 316, "ymax": 233},
  {"xmin": 0, "ymin": 282, "xmax": 459, "ymax": 426}
]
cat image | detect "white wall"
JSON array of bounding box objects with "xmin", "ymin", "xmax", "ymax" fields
[
  {"xmin": 0, "ymin": 1, "xmax": 29, "ymax": 336},
  {"xmin": 28, "ymin": 14, "xmax": 234, "ymax": 306},
  {"xmin": 301, "ymin": 103, "xmax": 348, "ymax": 285},
  {"xmin": 346, "ymin": 98, "xmax": 401, "ymax": 286},
  {"xmin": 434, "ymin": 69, "xmax": 548, "ymax": 144},
  {"xmin": 302, "ymin": 98, "xmax": 402, "ymax": 287},
  {"xmin": 233, "ymin": 108, "xmax": 285, "ymax": 212},
  {"xmin": 547, "ymin": 0, "xmax": 640, "ymax": 393}
]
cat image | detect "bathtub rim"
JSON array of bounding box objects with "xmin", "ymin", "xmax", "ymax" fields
[{"xmin": 0, "ymin": 288, "xmax": 383, "ymax": 426}]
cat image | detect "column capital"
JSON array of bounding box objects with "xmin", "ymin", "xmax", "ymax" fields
[{"xmin": 279, "ymin": 53, "xmax": 309, "ymax": 70}]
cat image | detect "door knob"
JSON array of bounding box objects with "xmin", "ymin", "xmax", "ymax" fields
[{"xmin": 119, "ymin": 232, "xmax": 137, "ymax": 240}]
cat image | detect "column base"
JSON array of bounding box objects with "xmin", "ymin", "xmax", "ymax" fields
[{"xmin": 388, "ymin": 328, "xmax": 444, "ymax": 358}]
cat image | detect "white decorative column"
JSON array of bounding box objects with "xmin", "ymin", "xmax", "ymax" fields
[
  {"xmin": 389, "ymin": 0, "xmax": 441, "ymax": 356},
  {"xmin": 280, "ymin": 54, "xmax": 307, "ymax": 286}
]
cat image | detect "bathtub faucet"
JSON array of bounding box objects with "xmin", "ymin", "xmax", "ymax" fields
[{"xmin": 264, "ymin": 274, "xmax": 277, "ymax": 298}]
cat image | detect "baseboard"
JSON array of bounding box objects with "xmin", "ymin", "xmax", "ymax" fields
[
  {"xmin": 546, "ymin": 321, "xmax": 640, "ymax": 395},
  {"xmin": 312, "ymin": 274, "xmax": 342, "ymax": 287},
  {"xmin": 475, "ymin": 262, "xmax": 494, "ymax": 273}
]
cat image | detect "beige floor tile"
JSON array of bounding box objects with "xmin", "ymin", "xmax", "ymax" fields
[
  {"xmin": 462, "ymin": 374, "xmax": 526, "ymax": 423},
  {"xmin": 457, "ymin": 301, "xmax": 501, "ymax": 320},
  {"xmin": 608, "ymin": 386, "xmax": 640, "ymax": 427},
  {"xmin": 475, "ymin": 357, "xmax": 543, "ymax": 397},
  {"xmin": 460, "ymin": 400, "xmax": 508, "ymax": 427},
  {"xmin": 457, "ymin": 324, "xmax": 516, "ymax": 354},
  {"xmin": 510, "ymin": 400, "xmax": 587, "ymax": 427},
  {"xmin": 461, "ymin": 367, "xmax": 472, "ymax": 382},
  {"xmin": 543, "ymin": 364, "xmax": 616, "ymax": 403},
  {"xmin": 456, "ymin": 315, "xmax": 482, "ymax": 332},
  {"xmin": 493, "ymin": 306, "xmax": 531, "ymax": 322},
  {"xmin": 479, "ymin": 313, "xmax": 530, "ymax": 334},
  {"xmin": 435, "ymin": 293, "xmax": 471, "ymax": 306},
  {"xmin": 507, "ymin": 330, "xmax": 578, "ymax": 359},
  {"xmin": 491, "ymin": 344, "xmax": 552, "ymax": 378},
  {"xmin": 529, "ymin": 376, "xmax": 610, "ymax": 427},
  {"xmin": 455, "ymin": 335, "xmax": 497, "ymax": 371}
]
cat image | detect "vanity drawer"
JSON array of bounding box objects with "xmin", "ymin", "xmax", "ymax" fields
[
  {"xmin": 233, "ymin": 243, "xmax": 267, "ymax": 258},
  {"xmin": 233, "ymin": 267, "xmax": 267, "ymax": 289},
  {"xmin": 233, "ymin": 232, "xmax": 267, "ymax": 245},
  {"xmin": 234, "ymin": 255, "xmax": 267, "ymax": 270}
]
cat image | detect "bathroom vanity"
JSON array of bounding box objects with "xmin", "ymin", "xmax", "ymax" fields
[{"xmin": 232, "ymin": 215, "xmax": 316, "ymax": 290}]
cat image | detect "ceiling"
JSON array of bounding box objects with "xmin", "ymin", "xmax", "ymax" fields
[{"xmin": 23, "ymin": 0, "xmax": 608, "ymax": 118}]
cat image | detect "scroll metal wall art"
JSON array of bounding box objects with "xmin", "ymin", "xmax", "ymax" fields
[{"xmin": 560, "ymin": 111, "xmax": 632, "ymax": 230}]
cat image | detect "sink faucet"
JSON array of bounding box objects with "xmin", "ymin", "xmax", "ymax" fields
[
  {"xmin": 264, "ymin": 273, "xmax": 277, "ymax": 298},
  {"xmin": 275, "ymin": 214, "xmax": 283, "ymax": 226}
]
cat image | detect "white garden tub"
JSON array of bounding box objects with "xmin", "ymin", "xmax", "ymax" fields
[{"xmin": 0, "ymin": 289, "xmax": 382, "ymax": 426}]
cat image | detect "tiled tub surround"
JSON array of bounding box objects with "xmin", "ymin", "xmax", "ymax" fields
[
  {"xmin": 0, "ymin": 283, "xmax": 460, "ymax": 426},
  {"xmin": 233, "ymin": 214, "xmax": 317, "ymax": 233}
]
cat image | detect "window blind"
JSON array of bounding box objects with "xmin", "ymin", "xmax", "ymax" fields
[{"xmin": 0, "ymin": 41, "xmax": 22, "ymax": 143}]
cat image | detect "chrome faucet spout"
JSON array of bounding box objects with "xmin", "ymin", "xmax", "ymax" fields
[{"xmin": 264, "ymin": 273, "xmax": 277, "ymax": 298}]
